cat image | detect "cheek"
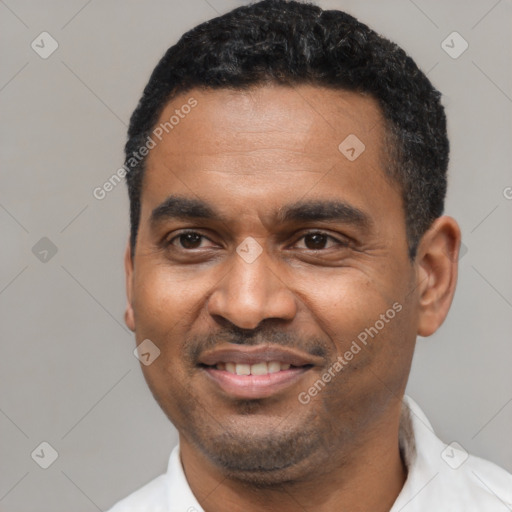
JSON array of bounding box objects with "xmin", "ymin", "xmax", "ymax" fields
[
  {"xmin": 298, "ymin": 270, "xmax": 413, "ymax": 377},
  {"xmin": 297, "ymin": 271, "xmax": 391, "ymax": 335},
  {"xmin": 130, "ymin": 271, "xmax": 194, "ymax": 389},
  {"xmin": 131, "ymin": 268, "xmax": 200, "ymax": 413},
  {"xmin": 133, "ymin": 265, "xmax": 208, "ymax": 331},
  {"xmin": 131, "ymin": 264, "xmax": 226, "ymax": 389}
]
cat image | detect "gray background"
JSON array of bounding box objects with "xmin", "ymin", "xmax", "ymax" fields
[{"xmin": 1, "ymin": 0, "xmax": 511, "ymax": 510}]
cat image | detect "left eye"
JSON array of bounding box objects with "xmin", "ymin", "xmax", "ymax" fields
[{"xmin": 294, "ymin": 233, "xmax": 345, "ymax": 250}]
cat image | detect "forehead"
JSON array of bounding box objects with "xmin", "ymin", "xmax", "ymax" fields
[
  {"xmin": 149, "ymin": 84, "xmax": 385, "ymax": 161},
  {"xmin": 140, "ymin": 85, "xmax": 399, "ymax": 226}
]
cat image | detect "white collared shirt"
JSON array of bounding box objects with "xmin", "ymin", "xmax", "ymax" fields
[{"xmin": 107, "ymin": 395, "xmax": 512, "ymax": 511}]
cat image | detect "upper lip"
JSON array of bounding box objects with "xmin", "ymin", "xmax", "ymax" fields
[{"xmin": 198, "ymin": 344, "xmax": 323, "ymax": 367}]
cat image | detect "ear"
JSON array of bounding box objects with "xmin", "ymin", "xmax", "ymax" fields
[
  {"xmin": 124, "ymin": 240, "xmax": 136, "ymax": 332},
  {"xmin": 415, "ymin": 216, "xmax": 461, "ymax": 337}
]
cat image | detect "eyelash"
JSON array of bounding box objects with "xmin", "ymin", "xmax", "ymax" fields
[{"xmin": 166, "ymin": 230, "xmax": 350, "ymax": 250}]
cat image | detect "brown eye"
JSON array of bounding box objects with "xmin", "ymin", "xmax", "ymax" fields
[
  {"xmin": 166, "ymin": 231, "xmax": 217, "ymax": 252},
  {"xmin": 178, "ymin": 233, "xmax": 203, "ymax": 249},
  {"xmin": 303, "ymin": 233, "xmax": 328, "ymax": 250},
  {"xmin": 293, "ymin": 232, "xmax": 349, "ymax": 252}
]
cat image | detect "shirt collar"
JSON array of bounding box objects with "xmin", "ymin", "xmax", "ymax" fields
[
  {"xmin": 166, "ymin": 446, "xmax": 204, "ymax": 512},
  {"xmin": 391, "ymin": 394, "xmax": 445, "ymax": 511}
]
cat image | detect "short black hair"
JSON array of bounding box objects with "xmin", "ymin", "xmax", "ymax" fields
[{"xmin": 124, "ymin": 0, "xmax": 448, "ymax": 259}]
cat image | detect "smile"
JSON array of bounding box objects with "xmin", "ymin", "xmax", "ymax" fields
[
  {"xmin": 202, "ymin": 364, "xmax": 312, "ymax": 399},
  {"xmin": 198, "ymin": 344, "xmax": 321, "ymax": 399},
  {"xmin": 212, "ymin": 361, "xmax": 295, "ymax": 375}
]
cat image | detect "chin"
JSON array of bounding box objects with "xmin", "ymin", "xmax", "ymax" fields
[{"xmin": 190, "ymin": 425, "xmax": 329, "ymax": 486}]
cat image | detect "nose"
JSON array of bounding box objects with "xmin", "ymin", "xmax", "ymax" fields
[{"xmin": 207, "ymin": 249, "xmax": 297, "ymax": 330}]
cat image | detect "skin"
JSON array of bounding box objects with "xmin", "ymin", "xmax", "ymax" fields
[{"xmin": 124, "ymin": 85, "xmax": 461, "ymax": 512}]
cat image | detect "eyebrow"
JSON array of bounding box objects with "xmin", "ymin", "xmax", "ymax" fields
[
  {"xmin": 277, "ymin": 199, "xmax": 372, "ymax": 230},
  {"xmin": 150, "ymin": 196, "xmax": 221, "ymax": 227},
  {"xmin": 150, "ymin": 195, "xmax": 372, "ymax": 230}
]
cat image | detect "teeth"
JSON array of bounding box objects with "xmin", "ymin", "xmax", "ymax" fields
[
  {"xmin": 268, "ymin": 361, "xmax": 281, "ymax": 373},
  {"xmin": 250, "ymin": 362, "xmax": 268, "ymax": 375},
  {"xmin": 217, "ymin": 361, "xmax": 295, "ymax": 375},
  {"xmin": 235, "ymin": 363, "xmax": 251, "ymax": 375}
]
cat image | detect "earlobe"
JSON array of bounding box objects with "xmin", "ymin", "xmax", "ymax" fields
[
  {"xmin": 124, "ymin": 241, "xmax": 136, "ymax": 332},
  {"xmin": 415, "ymin": 216, "xmax": 461, "ymax": 337}
]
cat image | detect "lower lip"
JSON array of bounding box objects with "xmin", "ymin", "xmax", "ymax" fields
[{"xmin": 202, "ymin": 366, "xmax": 311, "ymax": 399}]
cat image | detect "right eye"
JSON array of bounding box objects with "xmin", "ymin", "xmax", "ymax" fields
[{"xmin": 167, "ymin": 231, "xmax": 216, "ymax": 250}]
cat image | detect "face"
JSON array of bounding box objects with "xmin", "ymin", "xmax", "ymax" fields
[{"xmin": 125, "ymin": 85, "xmax": 423, "ymax": 484}]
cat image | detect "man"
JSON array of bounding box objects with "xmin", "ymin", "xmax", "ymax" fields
[{"xmin": 109, "ymin": 1, "xmax": 512, "ymax": 510}]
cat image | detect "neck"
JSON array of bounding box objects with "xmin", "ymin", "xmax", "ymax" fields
[{"xmin": 179, "ymin": 406, "xmax": 407, "ymax": 512}]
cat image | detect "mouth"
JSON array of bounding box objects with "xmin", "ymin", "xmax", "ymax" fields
[
  {"xmin": 198, "ymin": 345, "xmax": 320, "ymax": 399},
  {"xmin": 202, "ymin": 360, "xmax": 310, "ymax": 374}
]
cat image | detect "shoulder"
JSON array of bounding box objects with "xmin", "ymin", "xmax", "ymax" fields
[
  {"xmin": 447, "ymin": 451, "xmax": 512, "ymax": 509},
  {"xmin": 398, "ymin": 395, "xmax": 512, "ymax": 511},
  {"xmin": 105, "ymin": 473, "xmax": 168, "ymax": 512}
]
